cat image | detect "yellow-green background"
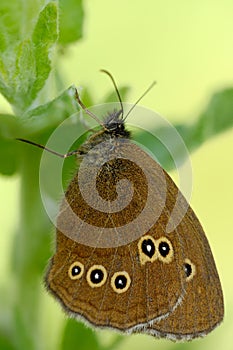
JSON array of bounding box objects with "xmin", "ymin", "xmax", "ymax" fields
[{"xmin": 1, "ymin": 1, "xmax": 233, "ymax": 349}]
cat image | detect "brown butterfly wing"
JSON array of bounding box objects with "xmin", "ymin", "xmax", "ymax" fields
[
  {"xmin": 127, "ymin": 168, "xmax": 224, "ymax": 340},
  {"xmin": 45, "ymin": 139, "xmax": 223, "ymax": 339},
  {"xmin": 45, "ymin": 142, "xmax": 186, "ymax": 329},
  {"xmin": 143, "ymin": 198, "xmax": 224, "ymax": 340}
]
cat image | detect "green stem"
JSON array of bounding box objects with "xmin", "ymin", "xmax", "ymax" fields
[{"xmin": 12, "ymin": 146, "xmax": 51, "ymax": 349}]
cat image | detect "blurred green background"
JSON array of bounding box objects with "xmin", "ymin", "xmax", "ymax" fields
[{"xmin": 0, "ymin": 1, "xmax": 233, "ymax": 349}]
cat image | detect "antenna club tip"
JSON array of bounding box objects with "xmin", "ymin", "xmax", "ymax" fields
[{"xmin": 100, "ymin": 69, "xmax": 112, "ymax": 76}]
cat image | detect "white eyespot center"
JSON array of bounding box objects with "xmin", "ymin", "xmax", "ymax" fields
[
  {"xmin": 138, "ymin": 235, "xmax": 157, "ymax": 265},
  {"xmin": 68, "ymin": 261, "xmax": 84, "ymax": 280},
  {"xmin": 86, "ymin": 264, "xmax": 107, "ymax": 288},
  {"xmin": 156, "ymin": 237, "xmax": 174, "ymax": 263},
  {"xmin": 184, "ymin": 258, "xmax": 196, "ymax": 281},
  {"xmin": 111, "ymin": 271, "xmax": 131, "ymax": 294}
]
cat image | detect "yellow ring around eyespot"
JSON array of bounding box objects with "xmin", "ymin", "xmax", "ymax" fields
[
  {"xmin": 111, "ymin": 271, "xmax": 131, "ymax": 294},
  {"xmin": 68, "ymin": 261, "xmax": 84, "ymax": 280},
  {"xmin": 155, "ymin": 236, "xmax": 174, "ymax": 264},
  {"xmin": 137, "ymin": 235, "xmax": 158, "ymax": 265},
  {"xmin": 86, "ymin": 264, "xmax": 108, "ymax": 288},
  {"xmin": 184, "ymin": 258, "xmax": 196, "ymax": 282}
]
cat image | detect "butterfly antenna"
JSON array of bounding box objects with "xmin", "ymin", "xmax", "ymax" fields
[
  {"xmin": 123, "ymin": 81, "xmax": 156, "ymax": 121},
  {"xmin": 74, "ymin": 88, "xmax": 106, "ymax": 128},
  {"xmin": 100, "ymin": 69, "xmax": 124, "ymax": 118},
  {"xmin": 16, "ymin": 138, "xmax": 80, "ymax": 158}
]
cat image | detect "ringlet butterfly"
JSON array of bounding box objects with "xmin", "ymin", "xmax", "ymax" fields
[{"xmin": 18, "ymin": 70, "xmax": 224, "ymax": 341}]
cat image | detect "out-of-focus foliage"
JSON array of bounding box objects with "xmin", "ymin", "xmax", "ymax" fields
[{"xmin": 0, "ymin": 1, "xmax": 231, "ymax": 350}]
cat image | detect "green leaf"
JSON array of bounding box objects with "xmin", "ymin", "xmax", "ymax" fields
[
  {"xmin": 59, "ymin": 0, "xmax": 84, "ymax": 45},
  {"xmin": 176, "ymin": 87, "xmax": 233, "ymax": 154},
  {"xmin": 0, "ymin": 113, "xmax": 22, "ymax": 139},
  {"xmin": 196, "ymin": 88, "xmax": 233, "ymax": 140},
  {"xmin": 60, "ymin": 319, "xmax": 100, "ymax": 350},
  {"xmin": 0, "ymin": 333, "xmax": 15, "ymax": 350},
  {"xmin": 0, "ymin": 86, "xmax": 79, "ymax": 176},
  {"xmin": 21, "ymin": 85, "xmax": 78, "ymax": 135},
  {"xmin": 79, "ymin": 88, "xmax": 95, "ymax": 107},
  {"xmin": 31, "ymin": 2, "xmax": 58, "ymax": 102},
  {"xmin": 0, "ymin": 1, "xmax": 58, "ymax": 113},
  {"xmin": 0, "ymin": 1, "xmax": 22, "ymax": 43},
  {"xmin": 134, "ymin": 88, "xmax": 233, "ymax": 171},
  {"xmin": 78, "ymin": 86, "xmax": 130, "ymax": 111},
  {"xmin": 104, "ymin": 86, "xmax": 131, "ymax": 104}
]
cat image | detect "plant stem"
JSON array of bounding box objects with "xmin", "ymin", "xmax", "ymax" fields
[{"xmin": 12, "ymin": 146, "xmax": 51, "ymax": 350}]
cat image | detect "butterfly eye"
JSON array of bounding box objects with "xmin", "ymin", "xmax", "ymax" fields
[
  {"xmin": 68, "ymin": 261, "xmax": 84, "ymax": 280},
  {"xmin": 184, "ymin": 259, "xmax": 196, "ymax": 281},
  {"xmin": 111, "ymin": 271, "xmax": 131, "ymax": 294},
  {"xmin": 86, "ymin": 265, "xmax": 107, "ymax": 288},
  {"xmin": 156, "ymin": 237, "xmax": 174, "ymax": 263},
  {"xmin": 138, "ymin": 235, "xmax": 157, "ymax": 265}
]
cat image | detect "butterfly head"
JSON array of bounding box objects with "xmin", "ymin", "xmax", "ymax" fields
[{"xmin": 103, "ymin": 109, "xmax": 130, "ymax": 138}]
